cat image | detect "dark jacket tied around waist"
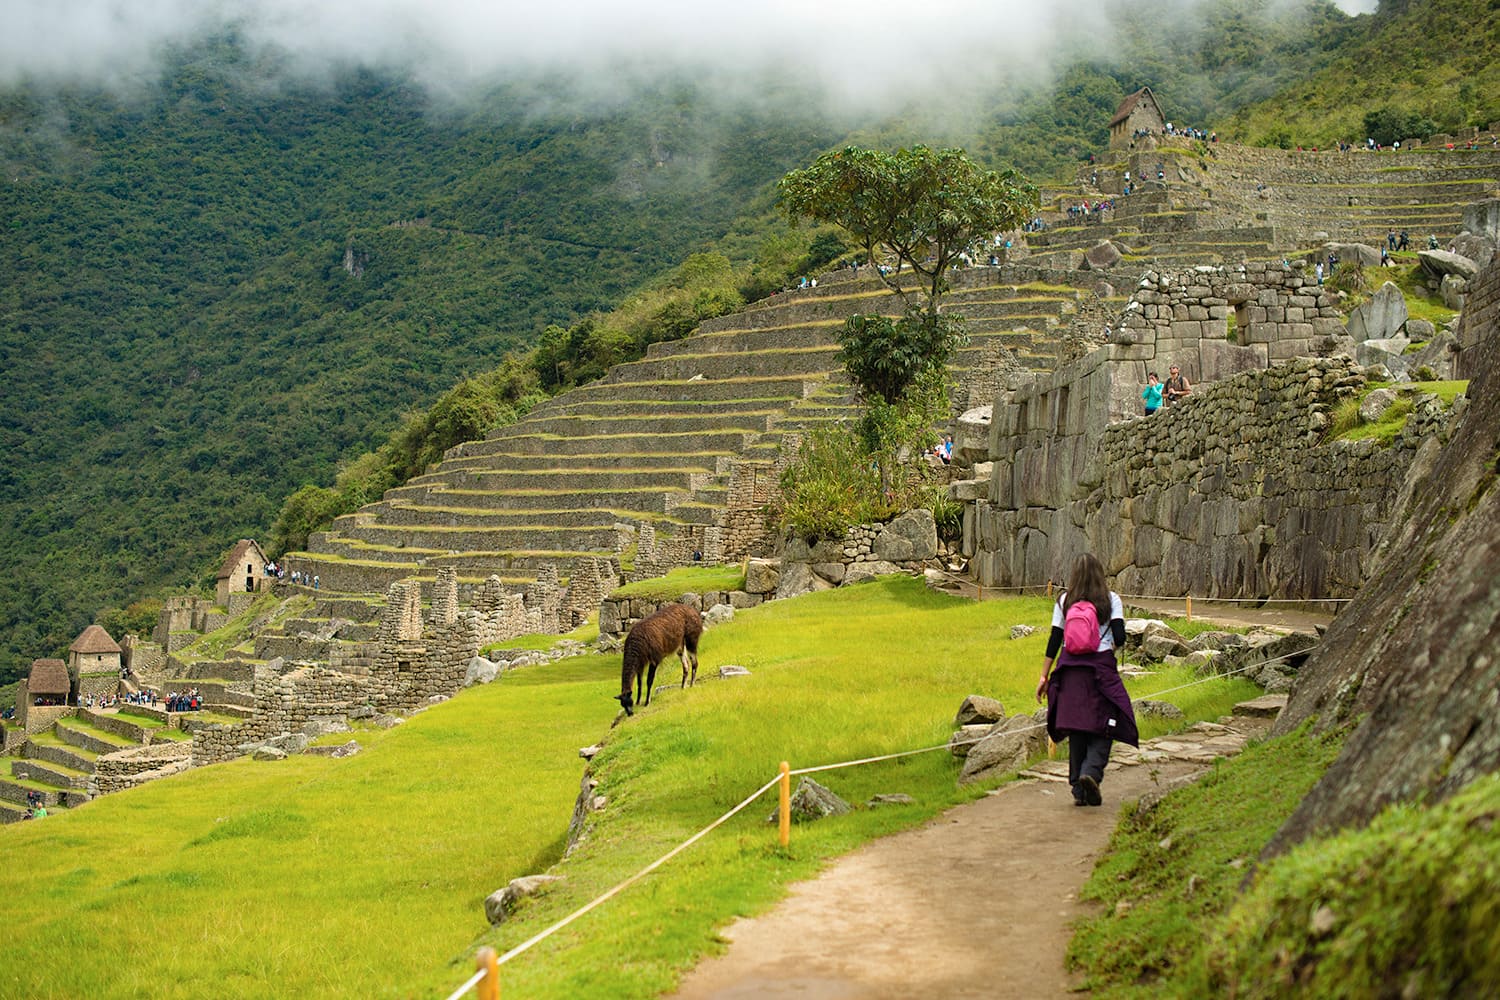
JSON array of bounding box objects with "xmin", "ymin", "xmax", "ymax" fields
[{"xmin": 1046, "ymin": 648, "xmax": 1139, "ymax": 747}]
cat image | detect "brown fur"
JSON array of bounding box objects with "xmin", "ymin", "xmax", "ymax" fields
[{"xmin": 616, "ymin": 603, "xmax": 703, "ymax": 715}]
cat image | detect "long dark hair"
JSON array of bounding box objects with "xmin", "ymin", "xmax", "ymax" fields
[{"xmin": 1061, "ymin": 552, "xmax": 1111, "ymax": 623}]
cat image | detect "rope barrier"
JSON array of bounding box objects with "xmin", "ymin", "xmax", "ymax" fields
[{"xmin": 444, "ymin": 640, "xmax": 1316, "ymax": 997}]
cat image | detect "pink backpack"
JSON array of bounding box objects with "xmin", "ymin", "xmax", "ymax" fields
[{"xmin": 1063, "ymin": 598, "xmax": 1101, "ymax": 654}]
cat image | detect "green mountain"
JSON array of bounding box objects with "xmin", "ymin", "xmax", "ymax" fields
[{"xmin": 0, "ymin": 43, "xmax": 844, "ymax": 683}]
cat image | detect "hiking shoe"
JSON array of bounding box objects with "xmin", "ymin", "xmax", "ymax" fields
[{"xmin": 1079, "ymin": 775, "xmax": 1103, "ymax": 807}]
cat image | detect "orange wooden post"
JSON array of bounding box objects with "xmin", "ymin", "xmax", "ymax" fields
[
  {"xmin": 778, "ymin": 761, "xmax": 791, "ymax": 849},
  {"xmin": 476, "ymin": 947, "xmax": 499, "ymax": 1000},
  {"xmin": 1046, "ymin": 580, "xmax": 1053, "ymax": 598},
  {"xmin": 1185, "ymin": 595, "xmax": 1193, "ymax": 622}
]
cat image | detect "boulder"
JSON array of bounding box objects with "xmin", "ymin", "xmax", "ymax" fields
[
  {"xmin": 873, "ymin": 509, "xmax": 939, "ymax": 562},
  {"xmin": 1140, "ymin": 633, "xmax": 1192, "ymax": 660},
  {"xmin": 954, "ymin": 406, "xmax": 993, "ymax": 465},
  {"xmin": 1442, "ymin": 273, "xmax": 1469, "ymax": 311},
  {"xmin": 251, "ymin": 746, "xmax": 287, "ymax": 761},
  {"xmin": 955, "ymin": 694, "xmax": 1007, "ymax": 726},
  {"xmin": 768, "ymin": 777, "xmax": 851, "ymax": 824},
  {"xmin": 1083, "ymin": 241, "xmax": 1123, "ymax": 271},
  {"xmin": 958, "ymin": 711, "xmax": 1049, "ymax": 785},
  {"xmin": 305, "ymin": 739, "xmax": 363, "ymax": 758},
  {"xmin": 867, "ymin": 793, "xmax": 915, "ymax": 807},
  {"xmin": 1450, "ymin": 232, "xmax": 1496, "ymax": 264},
  {"xmin": 1346, "ymin": 282, "xmax": 1408, "ymax": 342},
  {"xmin": 301, "ymin": 717, "xmax": 351, "ymax": 739},
  {"xmin": 1418, "ymin": 249, "xmax": 1480, "ymax": 282},
  {"xmin": 1136, "ymin": 699, "xmax": 1185, "ymax": 720},
  {"xmin": 1326, "ymin": 242, "xmax": 1382, "ymax": 268},
  {"xmin": 1405, "ymin": 318, "xmax": 1436, "ymax": 342},
  {"xmin": 1200, "ymin": 340, "xmax": 1268, "ymax": 382},
  {"xmin": 1359, "ymin": 387, "xmax": 1401, "ymax": 423},
  {"xmin": 704, "ymin": 604, "xmax": 735, "ymax": 626},
  {"xmin": 843, "ymin": 560, "xmax": 905, "ymax": 585},
  {"xmin": 718, "ymin": 664, "xmax": 751, "ymax": 678},
  {"xmin": 1188, "ymin": 630, "xmax": 1244, "ymax": 652},
  {"xmin": 775, "ymin": 561, "xmax": 832, "ymax": 600},
  {"xmin": 744, "ymin": 558, "xmax": 781, "ymax": 595},
  {"xmin": 464, "ymin": 656, "xmax": 500, "ymax": 687},
  {"xmin": 811, "ymin": 562, "xmax": 846, "ymax": 585},
  {"xmin": 1009, "ymin": 624, "xmax": 1035, "ymax": 639},
  {"xmin": 948, "ymin": 725, "xmax": 993, "ymax": 758},
  {"xmin": 266, "ymin": 732, "xmax": 310, "ymax": 754},
  {"xmin": 484, "ymin": 874, "xmax": 564, "ymax": 926}
]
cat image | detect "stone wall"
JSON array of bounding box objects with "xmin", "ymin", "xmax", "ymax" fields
[
  {"xmin": 966, "ymin": 355, "xmax": 1454, "ymax": 598},
  {"xmin": 775, "ymin": 509, "xmax": 940, "ymax": 597},
  {"xmin": 598, "ymin": 590, "xmax": 765, "ymax": 640},
  {"xmin": 1456, "ymin": 248, "xmax": 1500, "ymax": 379}
]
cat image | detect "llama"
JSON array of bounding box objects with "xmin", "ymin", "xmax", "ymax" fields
[{"xmin": 616, "ymin": 602, "xmax": 703, "ymax": 716}]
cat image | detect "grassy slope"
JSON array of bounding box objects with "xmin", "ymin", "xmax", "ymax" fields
[
  {"xmin": 1223, "ymin": 0, "xmax": 1500, "ymax": 145},
  {"xmin": 0, "ymin": 579, "xmax": 1259, "ymax": 998}
]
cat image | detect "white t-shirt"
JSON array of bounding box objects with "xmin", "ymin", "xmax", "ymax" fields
[{"xmin": 1052, "ymin": 591, "xmax": 1125, "ymax": 652}]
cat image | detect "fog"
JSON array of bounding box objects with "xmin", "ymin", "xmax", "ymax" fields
[{"xmin": 0, "ymin": 0, "xmax": 1380, "ymax": 111}]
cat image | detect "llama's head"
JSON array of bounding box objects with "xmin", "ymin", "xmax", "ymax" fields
[{"xmin": 614, "ymin": 691, "xmax": 634, "ymax": 716}]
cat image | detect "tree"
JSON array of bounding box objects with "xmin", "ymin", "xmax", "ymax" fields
[
  {"xmin": 778, "ymin": 144, "xmax": 1037, "ymax": 340},
  {"xmin": 778, "ymin": 145, "xmax": 1036, "ymax": 492}
]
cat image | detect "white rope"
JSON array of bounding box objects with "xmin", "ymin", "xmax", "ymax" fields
[{"xmin": 445, "ymin": 642, "xmax": 1314, "ymax": 995}]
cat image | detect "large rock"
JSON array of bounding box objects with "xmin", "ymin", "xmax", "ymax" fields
[
  {"xmin": 484, "ymin": 874, "xmax": 564, "ymax": 926},
  {"xmin": 1358, "ymin": 387, "xmax": 1400, "ymax": 422},
  {"xmin": 744, "ymin": 558, "xmax": 780, "ymax": 595},
  {"xmin": 842, "ymin": 560, "xmax": 905, "ymax": 585},
  {"xmin": 1441, "ymin": 274, "xmax": 1469, "ymax": 311},
  {"xmin": 464, "ymin": 656, "xmax": 500, "ymax": 687},
  {"xmin": 768, "ymin": 777, "xmax": 851, "ymax": 824},
  {"xmin": 1200, "ymin": 340, "xmax": 1268, "ymax": 382},
  {"xmin": 874, "ymin": 508, "xmax": 938, "ymax": 562},
  {"xmin": 1083, "ymin": 240, "xmax": 1124, "ymax": 271},
  {"xmin": 1326, "ymin": 242, "xmax": 1382, "ymax": 268},
  {"xmin": 954, "ymin": 406, "xmax": 993, "ymax": 465},
  {"xmin": 958, "ymin": 711, "xmax": 1049, "ymax": 784},
  {"xmin": 1346, "ymin": 281, "xmax": 1409, "ymax": 342},
  {"xmin": 1462, "ymin": 198, "xmax": 1500, "ymax": 241},
  {"xmin": 775, "ymin": 561, "xmax": 833, "ymax": 600},
  {"xmin": 1418, "ymin": 249, "xmax": 1480, "ymax": 282},
  {"xmin": 955, "ymin": 694, "xmax": 1007, "ymax": 726}
]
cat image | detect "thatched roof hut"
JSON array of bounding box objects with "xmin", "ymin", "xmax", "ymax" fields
[
  {"xmin": 69, "ymin": 624, "xmax": 121, "ymax": 655},
  {"xmin": 27, "ymin": 658, "xmax": 70, "ymax": 697}
]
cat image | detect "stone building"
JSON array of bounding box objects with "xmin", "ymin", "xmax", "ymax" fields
[
  {"xmin": 216, "ymin": 539, "xmax": 269, "ymax": 607},
  {"xmin": 69, "ymin": 624, "xmax": 122, "ymax": 677},
  {"xmin": 11, "ymin": 657, "xmax": 73, "ymax": 739},
  {"xmin": 1109, "ymin": 87, "xmax": 1167, "ymax": 149}
]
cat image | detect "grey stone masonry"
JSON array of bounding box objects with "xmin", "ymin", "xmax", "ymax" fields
[{"xmin": 965, "ymin": 354, "xmax": 1457, "ymax": 599}]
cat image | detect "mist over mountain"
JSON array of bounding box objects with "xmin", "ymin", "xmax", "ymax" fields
[{"xmin": 0, "ymin": 0, "xmax": 1387, "ymax": 685}]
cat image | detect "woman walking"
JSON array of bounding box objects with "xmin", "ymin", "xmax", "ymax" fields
[{"xmin": 1035, "ymin": 553, "xmax": 1139, "ymax": 806}]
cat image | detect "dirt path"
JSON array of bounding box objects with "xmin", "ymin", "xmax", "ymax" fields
[{"xmin": 669, "ymin": 710, "xmax": 1278, "ymax": 1000}]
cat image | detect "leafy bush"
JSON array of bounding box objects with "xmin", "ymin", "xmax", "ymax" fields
[
  {"xmin": 775, "ymin": 425, "xmax": 890, "ymax": 539},
  {"xmin": 1362, "ymin": 106, "xmax": 1438, "ymax": 146}
]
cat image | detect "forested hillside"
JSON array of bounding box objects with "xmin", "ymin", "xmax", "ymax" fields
[
  {"xmin": 7, "ymin": 0, "xmax": 1489, "ymax": 687},
  {"xmin": 0, "ymin": 43, "xmax": 844, "ymax": 683}
]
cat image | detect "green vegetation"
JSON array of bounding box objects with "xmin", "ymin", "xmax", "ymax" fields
[
  {"xmin": 1067, "ymin": 723, "xmax": 1347, "ymax": 996},
  {"xmin": 1196, "ymin": 772, "xmax": 1500, "ymax": 997},
  {"xmin": 1331, "ymin": 380, "xmax": 1468, "ymax": 444},
  {"xmin": 1391, "ymin": 262, "xmax": 1462, "ymax": 327},
  {"xmin": 607, "ymin": 565, "xmax": 747, "ymax": 600},
  {"xmin": 0, "ymin": 579, "xmax": 1255, "ymax": 997}
]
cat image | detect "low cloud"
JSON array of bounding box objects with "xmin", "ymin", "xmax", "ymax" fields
[{"xmin": 2, "ymin": 0, "xmax": 1375, "ymax": 112}]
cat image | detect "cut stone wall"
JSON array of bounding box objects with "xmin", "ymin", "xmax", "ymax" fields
[{"xmin": 966, "ymin": 355, "xmax": 1454, "ymax": 598}]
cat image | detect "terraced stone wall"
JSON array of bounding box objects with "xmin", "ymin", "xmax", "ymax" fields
[
  {"xmin": 966, "ymin": 355, "xmax": 1454, "ymax": 599},
  {"xmin": 1457, "ymin": 247, "xmax": 1500, "ymax": 379}
]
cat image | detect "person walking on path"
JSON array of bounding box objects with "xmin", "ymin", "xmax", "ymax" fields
[{"xmin": 1036, "ymin": 553, "xmax": 1138, "ymax": 807}]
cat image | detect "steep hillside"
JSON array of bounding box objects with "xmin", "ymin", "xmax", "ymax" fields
[{"xmin": 0, "ymin": 44, "xmax": 842, "ymax": 684}]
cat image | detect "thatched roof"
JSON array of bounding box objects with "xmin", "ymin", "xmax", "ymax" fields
[
  {"xmin": 1109, "ymin": 87, "xmax": 1164, "ymax": 128},
  {"xmin": 217, "ymin": 539, "xmax": 268, "ymax": 580},
  {"xmin": 69, "ymin": 624, "xmax": 121, "ymax": 654},
  {"xmin": 28, "ymin": 658, "xmax": 70, "ymax": 695}
]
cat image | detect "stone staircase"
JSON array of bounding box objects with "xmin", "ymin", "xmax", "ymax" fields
[{"xmin": 285, "ymin": 267, "xmax": 1092, "ymax": 600}]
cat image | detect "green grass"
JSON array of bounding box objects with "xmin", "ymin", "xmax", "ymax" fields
[
  {"xmin": 1331, "ymin": 380, "xmax": 1468, "ymax": 443},
  {"xmin": 608, "ymin": 564, "xmax": 748, "ymax": 599},
  {"xmin": 1390, "ymin": 262, "xmax": 1461, "ymax": 326},
  {"xmin": 1066, "ymin": 724, "xmax": 1347, "ymax": 997},
  {"xmin": 1193, "ymin": 772, "xmax": 1500, "ymax": 997},
  {"xmin": 0, "ymin": 578, "xmax": 1257, "ymax": 998},
  {"xmin": 183, "ymin": 592, "xmax": 313, "ymax": 660}
]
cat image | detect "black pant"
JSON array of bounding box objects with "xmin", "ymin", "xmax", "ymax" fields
[{"xmin": 1067, "ymin": 731, "xmax": 1113, "ymax": 799}]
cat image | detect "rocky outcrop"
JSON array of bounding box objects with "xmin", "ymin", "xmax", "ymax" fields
[{"xmin": 1267, "ymin": 249, "xmax": 1500, "ymax": 853}]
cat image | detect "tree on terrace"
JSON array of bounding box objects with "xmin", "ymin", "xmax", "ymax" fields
[
  {"xmin": 778, "ymin": 144, "xmax": 1037, "ymax": 405},
  {"xmin": 775, "ymin": 145, "xmax": 1036, "ymax": 526}
]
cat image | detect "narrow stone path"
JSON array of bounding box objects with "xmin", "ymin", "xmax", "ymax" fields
[{"xmin": 669, "ymin": 705, "xmax": 1278, "ymax": 999}]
